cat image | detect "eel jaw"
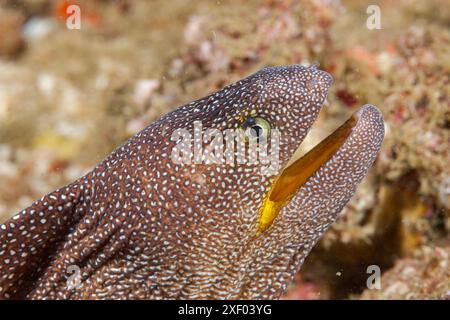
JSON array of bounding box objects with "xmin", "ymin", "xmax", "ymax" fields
[{"xmin": 257, "ymin": 105, "xmax": 381, "ymax": 235}]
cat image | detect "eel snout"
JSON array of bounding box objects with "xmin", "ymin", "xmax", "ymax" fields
[
  {"xmin": 258, "ymin": 104, "xmax": 385, "ymax": 234},
  {"xmin": 244, "ymin": 103, "xmax": 384, "ymax": 299},
  {"xmin": 282, "ymin": 104, "xmax": 384, "ymax": 231}
]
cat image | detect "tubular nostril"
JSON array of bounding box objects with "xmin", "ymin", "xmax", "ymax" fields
[
  {"xmin": 305, "ymin": 78, "xmax": 319, "ymax": 92},
  {"xmin": 320, "ymin": 71, "xmax": 333, "ymax": 87},
  {"xmin": 305, "ymin": 71, "xmax": 333, "ymax": 93}
]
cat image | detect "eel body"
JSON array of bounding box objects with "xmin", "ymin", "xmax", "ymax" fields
[{"xmin": 0, "ymin": 65, "xmax": 384, "ymax": 299}]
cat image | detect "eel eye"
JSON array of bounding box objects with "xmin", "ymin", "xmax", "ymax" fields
[{"xmin": 243, "ymin": 117, "xmax": 271, "ymax": 141}]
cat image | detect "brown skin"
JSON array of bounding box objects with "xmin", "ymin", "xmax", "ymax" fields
[{"xmin": 0, "ymin": 65, "xmax": 384, "ymax": 299}]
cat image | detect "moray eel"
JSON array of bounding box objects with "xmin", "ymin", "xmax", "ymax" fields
[{"xmin": 0, "ymin": 65, "xmax": 384, "ymax": 299}]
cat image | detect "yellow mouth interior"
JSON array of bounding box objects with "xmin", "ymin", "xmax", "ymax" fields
[{"xmin": 257, "ymin": 113, "xmax": 359, "ymax": 235}]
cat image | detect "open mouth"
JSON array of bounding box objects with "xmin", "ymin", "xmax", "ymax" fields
[{"xmin": 257, "ymin": 109, "xmax": 361, "ymax": 235}]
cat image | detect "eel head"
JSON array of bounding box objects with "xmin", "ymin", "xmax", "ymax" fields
[{"xmin": 0, "ymin": 65, "xmax": 384, "ymax": 299}]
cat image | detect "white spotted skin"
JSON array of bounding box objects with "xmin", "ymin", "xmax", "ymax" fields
[{"xmin": 0, "ymin": 65, "xmax": 384, "ymax": 300}]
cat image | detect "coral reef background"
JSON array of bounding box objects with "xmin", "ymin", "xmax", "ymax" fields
[{"xmin": 0, "ymin": 0, "xmax": 448, "ymax": 299}]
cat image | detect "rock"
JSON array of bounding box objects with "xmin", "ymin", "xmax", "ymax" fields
[
  {"xmin": 361, "ymin": 242, "xmax": 450, "ymax": 299},
  {"xmin": 22, "ymin": 17, "xmax": 57, "ymax": 43},
  {"xmin": 0, "ymin": 9, "xmax": 25, "ymax": 58},
  {"xmin": 133, "ymin": 79, "xmax": 160, "ymax": 107}
]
